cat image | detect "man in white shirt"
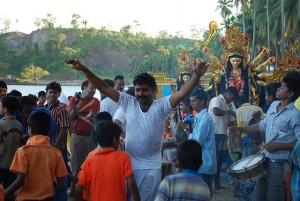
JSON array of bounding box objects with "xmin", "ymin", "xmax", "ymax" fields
[
  {"xmin": 208, "ymin": 86, "xmax": 238, "ymax": 190},
  {"xmin": 65, "ymin": 58, "xmax": 208, "ymax": 201}
]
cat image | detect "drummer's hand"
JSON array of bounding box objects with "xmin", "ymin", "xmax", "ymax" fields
[
  {"xmin": 64, "ymin": 59, "xmax": 87, "ymax": 72},
  {"xmin": 261, "ymin": 142, "xmax": 278, "ymax": 153},
  {"xmin": 228, "ymin": 126, "xmax": 240, "ymax": 136}
]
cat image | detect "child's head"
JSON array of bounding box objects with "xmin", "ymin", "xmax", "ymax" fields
[
  {"xmin": 94, "ymin": 111, "xmax": 112, "ymax": 124},
  {"xmin": 27, "ymin": 110, "xmax": 51, "ymax": 136},
  {"xmin": 177, "ymin": 140, "xmax": 203, "ymax": 171},
  {"xmin": 96, "ymin": 121, "xmax": 121, "ymax": 149},
  {"xmin": 0, "ymin": 96, "xmax": 19, "ymax": 115}
]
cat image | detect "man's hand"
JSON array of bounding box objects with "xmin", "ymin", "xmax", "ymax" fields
[
  {"xmin": 194, "ymin": 58, "xmax": 208, "ymax": 77},
  {"xmin": 228, "ymin": 126, "xmax": 241, "ymax": 136},
  {"xmin": 64, "ymin": 59, "xmax": 87, "ymax": 72},
  {"xmin": 261, "ymin": 142, "xmax": 278, "ymax": 153}
]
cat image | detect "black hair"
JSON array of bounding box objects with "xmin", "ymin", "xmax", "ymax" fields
[
  {"xmin": 133, "ymin": 73, "xmax": 157, "ymax": 90},
  {"xmin": 0, "ymin": 81, "xmax": 7, "ymax": 89},
  {"xmin": 126, "ymin": 87, "xmax": 135, "ymax": 97},
  {"xmin": 45, "ymin": 82, "xmax": 62, "ymax": 93},
  {"xmin": 81, "ymin": 80, "xmax": 89, "ymax": 91},
  {"xmin": 28, "ymin": 94, "xmax": 38, "ymax": 102},
  {"xmin": 114, "ymin": 75, "xmax": 124, "ymax": 81},
  {"xmin": 9, "ymin": 89, "xmax": 22, "ymax": 97},
  {"xmin": 282, "ymin": 71, "xmax": 300, "ymax": 102},
  {"xmin": 226, "ymin": 86, "xmax": 239, "ymax": 99},
  {"xmin": 96, "ymin": 121, "xmax": 121, "ymax": 147},
  {"xmin": 177, "ymin": 140, "xmax": 203, "ymax": 171},
  {"xmin": 104, "ymin": 79, "xmax": 114, "ymax": 88},
  {"xmin": 20, "ymin": 96, "xmax": 37, "ymax": 108},
  {"xmin": 190, "ymin": 88, "xmax": 208, "ymax": 105},
  {"xmin": 1, "ymin": 96, "xmax": 19, "ymax": 114},
  {"xmin": 181, "ymin": 96, "xmax": 192, "ymax": 111},
  {"xmin": 265, "ymin": 82, "xmax": 281, "ymax": 101},
  {"xmin": 27, "ymin": 110, "xmax": 51, "ymax": 135},
  {"xmin": 94, "ymin": 111, "xmax": 113, "ymax": 124},
  {"xmin": 38, "ymin": 91, "xmax": 46, "ymax": 98}
]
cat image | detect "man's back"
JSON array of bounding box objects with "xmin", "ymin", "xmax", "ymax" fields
[{"xmin": 10, "ymin": 135, "xmax": 67, "ymax": 200}]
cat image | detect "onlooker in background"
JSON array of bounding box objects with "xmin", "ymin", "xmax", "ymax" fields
[
  {"xmin": 100, "ymin": 79, "xmax": 114, "ymax": 101},
  {"xmin": 37, "ymin": 91, "xmax": 47, "ymax": 106},
  {"xmin": 5, "ymin": 111, "xmax": 67, "ymax": 200},
  {"xmin": 59, "ymin": 91, "xmax": 68, "ymax": 108},
  {"xmin": 100, "ymin": 79, "xmax": 119, "ymax": 117},
  {"xmin": 28, "ymin": 94, "xmax": 38, "ymax": 104},
  {"xmin": 0, "ymin": 96, "xmax": 23, "ymax": 189},
  {"xmin": 114, "ymin": 75, "xmax": 125, "ymax": 92},
  {"xmin": 155, "ymin": 140, "xmax": 210, "ymax": 201},
  {"xmin": 186, "ymin": 89, "xmax": 216, "ymax": 194},
  {"xmin": 8, "ymin": 90, "xmax": 22, "ymax": 98},
  {"xmin": 67, "ymin": 80, "xmax": 100, "ymax": 196},
  {"xmin": 265, "ymin": 82, "xmax": 281, "ymax": 106},
  {"xmin": 208, "ymin": 86, "xmax": 238, "ymax": 190},
  {"xmin": 0, "ymin": 81, "xmax": 7, "ymax": 97},
  {"xmin": 45, "ymin": 82, "xmax": 70, "ymax": 200},
  {"xmin": 75, "ymin": 121, "xmax": 140, "ymax": 201}
]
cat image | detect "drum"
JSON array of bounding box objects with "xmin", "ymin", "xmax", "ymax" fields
[
  {"xmin": 230, "ymin": 154, "xmax": 267, "ymax": 181},
  {"xmin": 162, "ymin": 159, "xmax": 173, "ymax": 179}
]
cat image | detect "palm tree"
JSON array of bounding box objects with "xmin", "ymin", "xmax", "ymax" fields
[{"xmin": 216, "ymin": 0, "xmax": 234, "ymax": 31}]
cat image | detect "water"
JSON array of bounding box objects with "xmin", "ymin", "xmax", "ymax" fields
[{"xmin": 8, "ymin": 84, "xmax": 101, "ymax": 100}]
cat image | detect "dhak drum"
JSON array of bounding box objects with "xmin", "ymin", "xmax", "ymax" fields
[{"xmin": 230, "ymin": 154, "xmax": 267, "ymax": 181}]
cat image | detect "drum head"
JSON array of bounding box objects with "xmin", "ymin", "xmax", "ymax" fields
[{"xmin": 231, "ymin": 154, "xmax": 264, "ymax": 172}]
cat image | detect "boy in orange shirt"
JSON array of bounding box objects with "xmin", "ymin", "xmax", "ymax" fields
[
  {"xmin": 75, "ymin": 121, "xmax": 140, "ymax": 201},
  {"xmin": 5, "ymin": 111, "xmax": 67, "ymax": 201}
]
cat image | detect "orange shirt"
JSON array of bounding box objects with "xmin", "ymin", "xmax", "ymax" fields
[
  {"xmin": 0, "ymin": 185, "xmax": 4, "ymax": 201},
  {"xmin": 10, "ymin": 135, "xmax": 68, "ymax": 201},
  {"xmin": 78, "ymin": 148, "xmax": 133, "ymax": 201}
]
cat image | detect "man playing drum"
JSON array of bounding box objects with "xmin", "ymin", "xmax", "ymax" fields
[{"xmin": 230, "ymin": 72, "xmax": 300, "ymax": 201}]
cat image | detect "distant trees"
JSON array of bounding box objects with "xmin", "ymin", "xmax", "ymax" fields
[{"xmin": 19, "ymin": 64, "xmax": 50, "ymax": 83}]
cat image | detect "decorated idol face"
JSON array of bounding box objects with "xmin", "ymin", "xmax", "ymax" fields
[{"xmin": 230, "ymin": 57, "xmax": 243, "ymax": 69}]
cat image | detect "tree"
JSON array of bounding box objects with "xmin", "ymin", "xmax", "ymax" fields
[
  {"xmin": 20, "ymin": 64, "xmax": 50, "ymax": 83},
  {"xmin": 71, "ymin": 14, "xmax": 81, "ymax": 29},
  {"xmin": 1, "ymin": 19, "xmax": 11, "ymax": 33},
  {"xmin": 216, "ymin": 0, "xmax": 234, "ymax": 31}
]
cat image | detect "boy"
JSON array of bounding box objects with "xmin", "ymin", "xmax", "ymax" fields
[
  {"xmin": 75, "ymin": 121, "xmax": 140, "ymax": 201},
  {"xmin": 5, "ymin": 111, "xmax": 67, "ymax": 200},
  {"xmin": 155, "ymin": 140, "xmax": 210, "ymax": 201},
  {"xmin": 37, "ymin": 91, "xmax": 46, "ymax": 106},
  {"xmin": 0, "ymin": 96, "xmax": 23, "ymax": 189}
]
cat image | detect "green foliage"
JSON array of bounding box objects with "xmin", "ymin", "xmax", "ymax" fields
[{"xmin": 20, "ymin": 64, "xmax": 50, "ymax": 83}]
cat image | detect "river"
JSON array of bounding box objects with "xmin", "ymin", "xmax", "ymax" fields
[{"xmin": 8, "ymin": 84, "xmax": 101, "ymax": 100}]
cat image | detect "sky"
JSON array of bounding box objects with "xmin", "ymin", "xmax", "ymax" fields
[{"xmin": 1, "ymin": 0, "xmax": 224, "ymax": 38}]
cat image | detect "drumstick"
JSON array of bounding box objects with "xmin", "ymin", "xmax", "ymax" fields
[{"xmin": 243, "ymin": 134, "xmax": 279, "ymax": 168}]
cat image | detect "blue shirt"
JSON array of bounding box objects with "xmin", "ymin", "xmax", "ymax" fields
[
  {"xmin": 291, "ymin": 141, "xmax": 300, "ymax": 201},
  {"xmin": 189, "ymin": 108, "xmax": 217, "ymax": 175},
  {"xmin": 259, "ymin": 101, "xmax": 300, "ymax": 160}
]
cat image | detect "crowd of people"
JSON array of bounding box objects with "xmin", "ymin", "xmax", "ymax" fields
[{"xmin": 0, "ymin": 57, "xmax": 299, "ymax": 201}]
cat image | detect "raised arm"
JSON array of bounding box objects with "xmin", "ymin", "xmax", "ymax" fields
[
  {"xmin": 169, "ymin": 58, "xmax": 208, "ymax": 108},
  {"xmin": 65, "ymin": 59, "xmax": 119, "ymax": 102}
]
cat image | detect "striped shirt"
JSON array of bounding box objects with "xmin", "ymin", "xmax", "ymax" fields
[
  {"xmin": 47, "ymin": 101, "xmax": 70, "ymax": 150},
  {"xmin": 155, "ymin": 169, "xmax": 210, "ymax": 201},
  {"xmin": 259, "ymin": 101, "xmax": 300, "ymax": 160}
]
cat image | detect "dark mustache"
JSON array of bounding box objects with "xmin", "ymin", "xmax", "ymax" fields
[{"xmin": 137, "ymin": 96, "xmax": 147, "ymax": 100}]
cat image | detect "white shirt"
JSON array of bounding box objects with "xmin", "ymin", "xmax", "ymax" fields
[
  {"xmin": 208, "ymin": 94, "xmax": 229, "ymax": 134},
  {"xmin": 113, "ymin": 107, "xmax": 126, "ymax": 133},
  {"xmin": 100, "ymin": 97, "xmax": 119, "ymax": 117},
  {"xmin": 118, "ymin": 92, "xmax": 172, "ymax": 170}
]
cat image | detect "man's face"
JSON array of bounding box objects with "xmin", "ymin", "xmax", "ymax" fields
[
  {"xmin": 0, "ymin": 88, "xmax": 7, "ymax": 97},
  {"xmin": 265, "ymin": 92, "xmax": 273, "ymax": 105},
  {"xmin": 114, "ymin": 79, "xmax": 125, "ymax": 92},
  {"xmin": 276, "ymin": 82, "xmax": 292, "ymax": 100},
  {"xmin": 46, "ymin": 89, "xmax": 60, "ymax": 104},
  {"xmin": 190, "ymin": 96, "xmax": 203, "ymax": 112},
  {"xmin": 135, "ymin": 84, "xmax": 154, "ymax": 105},
  {"xmin": 83, "ymin": 83, "xmax": 96, "ymax": 97},
  {"xmin": 227, "ymin": 92, "xmax": 236, "ymax": 103},
  {"xmin": 38, "ymin": 95, "xmax": 46, "ymax": 103}
]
